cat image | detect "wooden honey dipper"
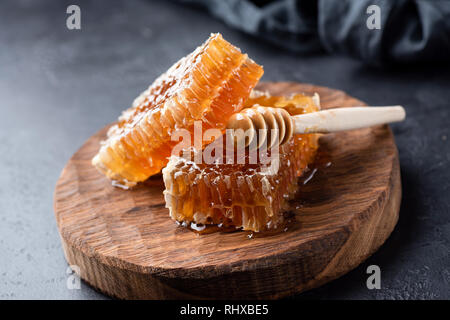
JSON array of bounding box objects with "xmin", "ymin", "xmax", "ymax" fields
[{"xmin": 226, "ymin": 105, "xmax": 406, "ymax": 149}]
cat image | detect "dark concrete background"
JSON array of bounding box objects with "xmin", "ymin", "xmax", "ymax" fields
[{"xmin": 0, "ymin": 0, "xmax": 448, "ymax": 299}]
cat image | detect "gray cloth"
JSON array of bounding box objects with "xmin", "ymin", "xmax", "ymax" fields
[{"xmin": 175, "ymin": 0, "xmax": 450, "ymax": 65}]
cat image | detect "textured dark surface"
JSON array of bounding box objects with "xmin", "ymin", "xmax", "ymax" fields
[{"xmin": 0, "ymin": 0, "xmax": 449, "ymax": 299}]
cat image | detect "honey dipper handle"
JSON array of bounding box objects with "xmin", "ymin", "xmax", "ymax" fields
[{"xmin": 293, "ymin": 106, "xmax": 406, "ymax": 134}]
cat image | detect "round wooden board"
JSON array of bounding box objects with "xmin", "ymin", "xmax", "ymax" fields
[{"xmin": 54, "ymin": 82, "xmax": 401, "ymax": 299}]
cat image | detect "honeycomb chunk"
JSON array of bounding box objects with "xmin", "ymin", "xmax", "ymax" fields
[
  {"xmin": 162, "ymin": 92, "xmax": 320, "ymax": 232},
  {"xmin": 92, "ymin": 33, "xmax": 264, "ymax": 187}
]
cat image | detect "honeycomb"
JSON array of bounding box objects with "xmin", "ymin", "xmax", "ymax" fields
[
  {"xmin": 92, "ymin": 33, "xmax": 264, "ymax": 187},
  {"xmin": 162, "ymin": 92, "xmax": 320, "ymax": 232}
]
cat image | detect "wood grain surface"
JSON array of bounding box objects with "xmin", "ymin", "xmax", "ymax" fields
[{"xmin": 54, "ymin": 82, "xmax": 401, "ymax": 299}]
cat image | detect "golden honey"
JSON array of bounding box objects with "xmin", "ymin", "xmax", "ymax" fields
[
  {"xmin": 163, "ymin": 92, "xmax": 320, "ymax": 232},
  {"xmin": 92, "ymin": 33, "xmax": 264, "ymax": 187}
]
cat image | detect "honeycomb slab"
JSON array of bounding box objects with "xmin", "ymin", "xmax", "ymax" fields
[
  {"xmin": 163, "ymin": 92, "xmax": 320, "ymax": 232},
  {"xmin": 92, "ymin": 33, "xmax": 263, "ymax": 187}
]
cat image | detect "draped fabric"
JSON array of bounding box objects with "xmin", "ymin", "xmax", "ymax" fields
[{"xmin": 175, "ymin": 0, "xmax": 450, "ymax": 65}]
